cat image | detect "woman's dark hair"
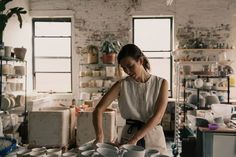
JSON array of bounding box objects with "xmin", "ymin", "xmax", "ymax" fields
[{"xmin": 117, "ymin": 44, "xmax": 150, "ymax": 71}]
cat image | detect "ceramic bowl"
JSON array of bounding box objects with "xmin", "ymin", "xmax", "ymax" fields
[
  {"xmin": 208, "ymin": 123, "xmax": 219, "ymax": 130},
  {"xmin": 14, "ymin": 66, "xmax": 25, "ymax": 76},
  {"xmin": 194, "ymin": 78, "xmax": 203, "ymax": 88}
]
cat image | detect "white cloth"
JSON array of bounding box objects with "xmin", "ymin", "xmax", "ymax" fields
[{"xmin": 118, "ymin": 75, "xmax": 169, "ymax": 155}]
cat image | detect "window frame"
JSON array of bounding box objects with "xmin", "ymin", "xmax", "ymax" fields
[
  {"xmin": 32, "ymin": 18, "xmax": 72, "ymax": 93},
  {"xmin": 132, "ymin": 16, "xmax": 173, "ymax": 97}
]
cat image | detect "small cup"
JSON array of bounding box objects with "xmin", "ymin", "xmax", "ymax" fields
[
  {"xmin": 47, "ymin": 148, "xmax": 62, "ymax": 156},
  {"xmin": 96, "ymin": 148, "xmax": 119, "ymax": 157},
  {"xmin": 16, "ymin": 149, "xmax": 31, "ymax": 157},
  {"xmin": 81, "ymin": 150, "xmax": 95, "ymax": 157},
  {"xmin": 31, "ymin": 147, "xmax": 47, "ymax": 153},
  {"xmin": 0, "ymin": 48, "xmax": 4, "ymax": 56},
  {"xmin": 145, "ymin": 148, "xmax": 160, "ymax": 157},
  {"xmin": 96, "ymin": 143, "xmax": 119, "ymax": 152},
  {"xmin": 4, "ymin": 46, "xmax": 12, "ymax": 57},
  {"xmin": 62, "ymin": 152, "xmax": 78, "ymax": 157},
  {"xmin": 46, "ymin": 154, "xmax": 59, "ymax": 157},
  {"xmin": 29, "ymin": 151, "xmax": 46, "ymax": 157}
]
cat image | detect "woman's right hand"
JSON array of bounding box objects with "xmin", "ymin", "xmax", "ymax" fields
[{"xmin": 93, "ymin": 134, "xmax": 104, "ymax": 146}]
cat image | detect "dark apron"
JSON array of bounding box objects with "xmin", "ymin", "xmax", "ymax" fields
[{"xmin": 121, "ymin": 119, "xmax": 145, "ymax": 148}]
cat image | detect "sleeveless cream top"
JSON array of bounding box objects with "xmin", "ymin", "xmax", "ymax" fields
[{"xmin": 118, "ymin": 75, "xmax": 164, "ymax": 122}]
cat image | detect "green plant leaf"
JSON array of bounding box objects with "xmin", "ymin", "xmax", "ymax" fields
[
  {"xmin": 6, "ymin": 7, "xmax": 27, "ymax": 28},
  {"xmin": 0, "ymin": 0, "xmax": 13, "ymax": 12}
]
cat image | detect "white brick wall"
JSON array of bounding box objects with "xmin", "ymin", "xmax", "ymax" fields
[{"xmin": 28, "ymin": 0, "xmax": 236, "ymax": 98}]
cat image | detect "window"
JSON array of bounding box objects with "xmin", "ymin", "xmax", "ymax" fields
[
  {"xmin": 33, "ymin": 18, "xmax": 72, "ymax": 93},
  {"xmin": 133, "ymin": 17, "xmax": 173, "ymax": 97}
]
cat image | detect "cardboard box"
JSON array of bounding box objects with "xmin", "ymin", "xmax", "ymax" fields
[
  {"xmin": 28, "ymin": 107, "xmax": 75, "ymax": 147},
  {"xmin": 76, "ymin": 108, "xmax": 117, "ymax": 146}
]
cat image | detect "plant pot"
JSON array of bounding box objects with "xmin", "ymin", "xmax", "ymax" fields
[
  {"xmin": 101, "ymin": 53, "xmax": 116, "ymax": 64},
  {"xmin": 14, "ymin": 47, "xmax": 27, "ymax": 60},
  {"xmin": 87, "ymin": 52, "xmax": 98, "ymax": 64}
]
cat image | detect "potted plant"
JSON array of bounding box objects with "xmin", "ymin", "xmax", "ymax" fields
[
  {"xmin": 0, "ymin": 0, "xmax": 27, "ymax": 47},
  {"xmin": 100, "ymin": 39, "xmax": 121, "ymax": 64}
]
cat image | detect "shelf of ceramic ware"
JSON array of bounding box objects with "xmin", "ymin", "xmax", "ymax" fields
[
  {"xmin": 79, "ymin": 63, "xmax": 116, "ymax": 66},
  {"xmin": 173, "ymin": 48, "xmax": 234, "ymax": 52},
  {"xmin": 0, "ymin": 56, "xmax": 26, "ymax": 62}
]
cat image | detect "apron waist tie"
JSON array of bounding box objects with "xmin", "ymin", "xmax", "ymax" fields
[{"xmin": 126, "ymin": 119, "xmax": 145, "ymax": 148}]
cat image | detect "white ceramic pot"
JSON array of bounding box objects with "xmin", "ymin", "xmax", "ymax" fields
[
  {"xmin": 2, "ymin": 64, "xmax": 11, "ymax": 75},
  {"xmin": 105, "ymin": 66, "xmax": 116, "ymax": 77},
  {"xmin": 4, "ymin": 46, "xmax": 12, "ymax": 57},
  {"xmin": 194, "ymin": 78, "xmax": 203, "ymax": 88},
  {"xmin": 95, "ymin": 80, "xmax": 103, "ymax": 88},
  {"xmin": 14, "ymin": 66, "xmax": 25, "ymax": 76},
  {"xmin": 0, "ymin": 48, "xmax": 4, "ymax": 56}
]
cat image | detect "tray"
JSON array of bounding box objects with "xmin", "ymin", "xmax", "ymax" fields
[{"xmin": 0, "ymin": 136, "xmax": 17, "ymax": 156}]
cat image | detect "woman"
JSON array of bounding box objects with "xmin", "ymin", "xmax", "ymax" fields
[{"xmin": 93, "ymin": 44, "xmax": 169, "ymax": 155}]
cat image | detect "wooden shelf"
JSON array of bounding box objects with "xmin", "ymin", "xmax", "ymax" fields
[{"xmin": 174, "ymin": 48, "xmax": 234, "ymax": 52}]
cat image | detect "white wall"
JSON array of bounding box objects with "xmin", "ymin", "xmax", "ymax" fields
[
  {"xmin": 4, "ymin": 0, "xmax": 236, "ymax": 99},
  {"xmin": 3, "ymin": 0, "xmax": 33, "ymax": 93}
]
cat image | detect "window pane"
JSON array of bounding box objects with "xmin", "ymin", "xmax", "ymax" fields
[
  {"xmin": 36, "ymin": 73, "xmax": 71, "ymax": 92},
  {"xmin": 144, "ymin": 52, "xmax": 171, "ymax": 58},
  {"xmin": 149, "ymin": 58, "xmax": 171, "ymax": 90},
  {"xmin": 35, "ymin": 22, "xmax": 71, "ymax": 36},
  {"xmin": 134, "ymin": 18, "xmax": 171, "ymax": 51},
  {"xmin": 34, "ymin": 38, "xmax": 71, "ymax": 57},
  {"xmin": 35, "ymin": 58, "xmax": 71, "ymax": 72}
]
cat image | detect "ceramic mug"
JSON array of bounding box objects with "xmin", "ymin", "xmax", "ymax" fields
[
  {"xmin": 78, "ymin": 144, "xmax": 93, "ymax": 152},
  {"xmin": 46, "ymin": 148, "xmax": 62, "ymax": 156},
  {"xmin": 145, "ymin": 148, "xmax": 160, "ymax": 157},
  {"xmin": 31, "ymin": 147, "xmax": 47, "ymax": 153},
  {"xmin": 121, "ymin": 144, "xmax": 145, "ymax": 157},
  {"xmin": 16, "ymin": 149, "xmax": 31, "ymax": 157},
  {"xmin": 62, "ymin": 152, "xmax": 78, "ymax": 157},
  {"xmin": 29, "ymin": 151, "xmax": 46, "ymax": 157},
  {"xmin": 96, "ymin": 148, "xmax": 119, "ymax": 157},
  {"xmin": 46, "ymin": 154, "xmax": 59, "ymax": 157},
  {"xmin": 81, "ymin": 150, "xmax": 95, "ymax": 157},
  {"xmin": 96, "ymin": 143, "xmax": 119, "ymax": 152}
]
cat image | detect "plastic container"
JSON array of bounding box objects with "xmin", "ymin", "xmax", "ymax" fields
[{"xmin": 208, "ymin": 123, "xmax": 219, "ymax": 130}]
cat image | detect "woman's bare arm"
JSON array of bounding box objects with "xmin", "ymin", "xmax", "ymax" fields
[{"xmin": 92, "ymin": 81, "xmax": 121, "ymax": 143}]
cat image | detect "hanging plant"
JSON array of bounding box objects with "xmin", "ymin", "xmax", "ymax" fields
[{"xmin": 0, "ymin": 0, "xmax": 27, "ymax": 46}]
